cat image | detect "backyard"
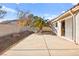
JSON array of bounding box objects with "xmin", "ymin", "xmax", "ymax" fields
[{"xmin": 0, "ymin": 3, "xmax": 79, "ymax": 56}]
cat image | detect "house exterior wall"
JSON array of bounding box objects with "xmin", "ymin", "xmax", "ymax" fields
[
  {"xmin": 56, "ymin": 14, "xmax": 77, "ymax": 43},
  {"xmin": 56, "ymin": 15, "xmax": 75, "ymax": 42},
  {"xmin": 57, "ymin": 21, "xmax": 61, "ymax": 36},
  {"xmin": 72, "ymin": 14, "xmax": 76, "ymax": 43},
  {"xmin": 51, "ymin": 12, "xmax": 79, "ymax": 44},
  {"xmin": 65, "ymin": 16, "xmax": 73, "ymax": 40},
  {"xmin": 76, "ymin": 12, "xmax": 79, "ymax": 44}
]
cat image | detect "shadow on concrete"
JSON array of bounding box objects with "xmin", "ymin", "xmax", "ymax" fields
[
  {"xmin": 0, "ymin": 30, "xmax": 34, "ymax": 55},
  {"xmin": 37, "ymin": 31, "xmax": 56, "ymax": 35}
]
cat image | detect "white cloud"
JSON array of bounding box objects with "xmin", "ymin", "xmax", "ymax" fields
[
  {"xmin": 47, "ymin": 15, "xmax": 58, "ymax": 20},
  {"xmin": 0, "ymin": 5, "xmax": 17, "ymax": 22},
  {"xmin": 0, "ymin": 19, "xmax": 8, "ymax": 22},
  {"xmin": 43, "ymin": 14, "xmax": 58, "ymax": 20},
  {"xmin": 61, "ymin": 11, "xmax": 65, "ymax": 13},
  {"xmin": 16, "ymin": 3, "xmax": 20, "ymax": 5},
  {"xmin": 2, "ymin": 6, "xmax": 17, "ymax": 13},
  {"xmin": 71, "ymin": 3, "xmax": 78, "ymax": 5}
]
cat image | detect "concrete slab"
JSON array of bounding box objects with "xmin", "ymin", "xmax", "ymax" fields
[
  {"xmin": 2, "ymin": 50, "xmax": 49, "ymax": 56},
  {"xmin": 49, "ymin": 50, "xmax": 79, "ymax": 56},
  {"xmin": 8, "ymin": 34, "xmax": 47, "ymax": 49},
  {"xmin": 43, "ymin": 35, "xmax": 79, "ymax": 49},
  {"xmin": 2, "ymin": 34, "xmax": 79, "ymax": 56}
]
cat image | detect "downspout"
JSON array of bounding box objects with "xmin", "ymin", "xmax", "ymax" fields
[{"xmin": 69, "ymin": 10, "xmax": 77, "ymax": 44}]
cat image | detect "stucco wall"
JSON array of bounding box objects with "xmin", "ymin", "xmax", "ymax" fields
[
  {"xmin": 76, "ymin": 12, "xmax": 79, "ymax": 43},
  {"xmin": 65, "ymin": 16, "xmax": 73, "ymax": 40},
  {"xmin": 0, "ymin": 23, "xmax": 23, "ymax": 37},
  {"xmin": 57, "ymin": 21, "xmax": 61, "ymax": 36}
]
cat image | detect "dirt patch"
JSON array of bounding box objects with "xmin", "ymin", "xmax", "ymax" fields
[{"xmin": 0, "ymin": 30, "xmax": 34, "ymax": 55}]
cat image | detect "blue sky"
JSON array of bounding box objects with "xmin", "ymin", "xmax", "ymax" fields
[{"xmin": 0, "ymin": 3, "xmax": 75, "ymax": 21}]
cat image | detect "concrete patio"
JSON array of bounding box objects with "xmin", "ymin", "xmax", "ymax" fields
[{"xmin": 2, "ymin": 33, "xmax": 79, "ymax": 56}]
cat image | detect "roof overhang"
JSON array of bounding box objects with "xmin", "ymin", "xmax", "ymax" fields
[{"xmin": 51, "ymin": 3, "xmax": 79, "ymax": 23}]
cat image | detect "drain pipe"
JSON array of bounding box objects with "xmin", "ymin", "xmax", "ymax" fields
[{"xmin": 69, "ymin": 10, "xmax": 77, "ymax": 44}]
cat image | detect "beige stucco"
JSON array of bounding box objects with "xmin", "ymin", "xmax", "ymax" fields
[
  {"xmin": 52, "ymin": 14, "xmax": 78, "ymax": 44},
  {"xmin": 76, "ymin": 12, "xmax": 79, "ymax": 44},
  {"xmin": 50, "ymin": 4, "xmax": 79, "ymax": 44},
  {"xmin": 57, "ymin": 21, "xmax": 61, "ymax": 36},
  {"xmin": 65, "ymin": 16, "xmax": 73, "ymax": 41}
]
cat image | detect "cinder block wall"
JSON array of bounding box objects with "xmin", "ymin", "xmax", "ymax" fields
[{"xmin": 0, "ymin": 24, "xmax": 22, "ymax": 37}]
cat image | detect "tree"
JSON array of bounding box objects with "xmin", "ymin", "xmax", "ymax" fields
[
  {"xmin": 17, "ymin": 10, "xmax": 48, "ymax": 32},
  {"xmin": 17, "ymin": 10, "xmax": 34, "ymax": 27},
  {"xmin": 0, "ymin": 6, "xmax": 7, "ymax": 18},
  {"xmin": 27, "ymin": 14, "xmax": 34, "ymax": 25},
  {"xmin": 33, "ymin": 16, "xmax": 46, "ymax": 32},
  {"xmin": 17, "ymin": 10, "xmax": 26, "ymax": 19},
  {"xmin": 17, "ymin": 10, "xmax": 28, "ymax": 27}
]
